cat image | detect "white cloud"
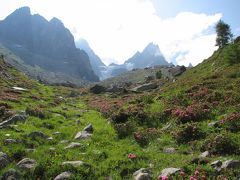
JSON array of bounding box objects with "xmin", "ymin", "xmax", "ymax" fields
[{"xmin": 0, "ymin": 0, "xmax": 222, "ymax": 66}]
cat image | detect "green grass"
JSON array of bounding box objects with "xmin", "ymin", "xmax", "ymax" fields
[{"xmin": 0, "ymin": 41, "xmax": 240, "ymax": 179}]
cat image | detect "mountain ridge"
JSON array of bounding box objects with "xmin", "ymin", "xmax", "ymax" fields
[{"xmin": 0, "ymin": 6, "xmax": 99, "ymax": 84}]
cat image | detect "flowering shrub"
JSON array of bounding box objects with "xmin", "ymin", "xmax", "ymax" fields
[
  {"xmin": 172, "ymin": 103, "xmax": 210, "ymax": 123},
  {"xmin": 220, "ymin": 112, "xmax": 240, "ymax": 132},
  {"xmin": 114, "ymin": 121, "xmax": 136, "ymax": 138},
  {"xmin": 127, "ymin": 153, "xmax": 137, "ymax": 159},
  {"xmin": 134, "ymin": 128, "xmax": 161, "ymax": 146},
  {"xmin": 174, "ymin": 123, "xmax": 205, "ymax": 144},
  {"xmin": 202, "ymin": 133, "xmax": 239, "ymax": 155},
  {"xmin": 26, "ymin": 106, "xmax": 46, "ymax": 119}
]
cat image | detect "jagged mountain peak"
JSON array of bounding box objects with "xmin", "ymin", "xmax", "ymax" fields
[
  {"xmin": 50, "ymin": 17, "xmax": 64, "ymax": 27},
  {"xmin": 0, "ymin": 7, "xmax": 99, "ymax": 84},
  {"xmin": 143, "ymin": 42, "xmax": 162, "ymax": 57}
]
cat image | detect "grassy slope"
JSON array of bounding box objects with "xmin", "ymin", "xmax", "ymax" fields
[{"xmin": 0, "ymin": 41, "xmax": 239, "ymax": 179}]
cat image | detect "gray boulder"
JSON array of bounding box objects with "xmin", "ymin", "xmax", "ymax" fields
[
  {"xmin": 133, "ymin": 168, "xmax": 151, "ymax": 180},
  {"xmin": 106, "ymin": 85, "xmax": 126, "ymax": 93},
  {"xmin": 1, "ymin": 168, "xmax": 21, "ymax": 180},
  {"xmin": 131, "ymin": 82, "xmax": 158, "ymax": 92},
  {"xmin": 90, "ymin": 84, "xmax": 106, "ymax": 94},
  {"xmin": 4, "ymin": 139, "xmax": 18, "ymax": 145},
  {"xmin": 65, "ymin": 142, "xmax": 82, "ymax": 149},
  {"xmin": 0, "ymin": 152, "xmax": 9, "ymax": 169},
  {"xmin": 17, "ymin": 158, "xmax": 37, "ymax": 170},
  {"xmin": 83, "ymin": 124, "xmax": 94, "ymax": 133},
  {"xmin": 168, "ymin": 66, "xmax": 186, "ymax": 77},
  {"xmin": 28, "ymin": 131, "xmax": 49, "ymax": 139},
  {"xmin": 74, "ymin": 131, "xmax": 92, "ymax": 140},
  {"xmin": 163, "ymin": 148, "xmax": 176, "ymax": 154},
  {"xmin": 211, "ymin": 160, "xmax": 222, "ymax": 168},
  {"xmin": 62, "ymin": 161, "xmax": 84, "ymax": 167},
  {"xmin": 199, "ymin": 151, "xmax": 210, "ymax": 158},
  {"xmin": 160, "ymin": 168, "xmax": 181, "ymax": 176},
  {"xmin": 221, "ymin": 160, "xmax": 240, "ymax": 169},
  {"xmin": 54, "ymin": 171, "xmax": 72, "ymax": 180},
  {"xmin": 0, "ymin": 115, "xmax": 26, "ymax": 128}
]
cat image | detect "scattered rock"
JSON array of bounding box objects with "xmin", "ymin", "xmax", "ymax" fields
[
  {"xmin": 144, "ymin": 75, "xmax": 154, "ymax": 82},
  {"xmin": 65, "ymin": 142, "xmax": 82, "ymax": 149},
  {"xmin": 12, "ymin": 87, "xmax": 27, "ymax": 91},
  {"xmin": 83, "ymin": 124, "xmax": 93, "ymax": 133},
  {"xmin": 0, "ymin": 152, "xmax": 9, "ymax": 169},
  {"xmin": 90, "ymin": 84, "xmax": 106, "ymax": 94},
  {"xmin": 160, "ymin": 168, "xmax": 181, "ymax": 177},
  {"xmin": 47, "ymin": 137, "xmax": 53, "ymax": 140},
  {"xmin": 4, "ymin": 138, "xmax": 18, "ymax": 145},
  {"xmin": 28, "ymin": 131, "xmax": 49, "ymax": 139},
  {"xmin": 76, "ymin": 120, "xmax": 81, "ymax": 125},
  {"xmin": 168, "ymin": 66, "xmax": 186, "ymax": 77},
  {"xmin": 54, "ymin": 171, "xmax": 72, "ymax": 180},
  {"xmin": 211, "ymin": 160, "xmax": 222, "ymax": 168},
  {"xmin": 74, "ymin": 131, "xmax": 92, "ymax": 140},
  {"xmin": 59, "ymin": 140, "xmax": 69, "ymax": 144},
  {"xmin": 133, "ymin": 168, "xmax": 151, "ymax": 180},
  {"xmin": 131, "ymin": 82, "xmax": 158, "ymax": 92},
  {"xmin": 62, "ymin": 161, "xmax": 84, "ymax": 167},
  {"xmin": 0, "ymin": 114, "xmax": 26, "ymax": 128},
  {"xmin": 208, "ymin": 121, "xmax": 219, "ymax": 127},
  {"xmin": 17, "ymin": 158, "xmax": 37, "ymax": 170},
  {"xmin": 106, "ymin": 85, "xmax": 126, "ymax": 93},
  {"xmin": 221, "ymin": 160, "xmax": 240, "ymax": 169},
  {"xmin": 163, "ymin": 148, "xmax": 176, "ymax": 154},
  {"xmin": 49, "ymin": 147, "xmax": 56, "ymax": 151},
  {"xmin": 1, "ymin": 168, "xmax": 21, "ymax": 180},
  {"xmin": 53, "ymin": 132, "xmax": 61, "ymax": 135},
  {"xmin": 199, "ymin": 151, "xmax": 210, "ymax": 158}
]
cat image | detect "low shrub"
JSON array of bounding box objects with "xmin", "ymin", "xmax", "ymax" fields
[
  {"xmin": 224, "ymin": 43, "xmax": 240, "ymax": 65},
  {"xmin": 202, "ymin": 133, "xmax": 239, "ymax": 155},
  {"xmin": 26, "ymin": 106, "xmax": 47, "ymax": 119},
  {"xmin": 134, "ymin": 128, "xmax": 161, "ymax": 146},
  {"xmin": 220, "ymin": 112, "xmax": 240, "ymax": 132},
  {"xmin": 172, "ymin": 103, "xmax": 210, "ymax": 123},
  {"xmin": 114, "ymin": 121, "xmax": 136, "ymax": 138},
  {"xmin": 174, "ymin": 123, "xmax": 205, "ymax": 144}
]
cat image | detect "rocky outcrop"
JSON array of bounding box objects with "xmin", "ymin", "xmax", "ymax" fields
[
  {"xmin": 168, "ymin": 66, "xmax": 186, "ymax": 77},
  {"xmin": 54, "ymin": 171, "xmax": 72, "ymax": 180},
  {"xmin": 133, "ymin": 168, "xmax": 151, "ymax": 180},
  {"xmin": 83, "ymin": 124, "xmax": 94, "ymax": 133},
  {"xmin": 90, "ymin": 84, "xmax": 106, "ymax": 94},
  {"xmin": 0, "ymin": 114, "xmax": 26, "ymax": 128},
  {"xmin": 64, "ymin": 142, "xmax": 82, "ymax": 149},
  {"xmin": 28, "ymin": 131, "xmax": 49, "ymax": 139},
  {"xmin": 62, "ymin": 161, "xmax": 84, "ymax": 167},
  {"xmin": 17, "ymin": 158, "xmax": 37, "ymax": 170},
  {"xmin": 0, "ymin": 152, "xmax": 9, "ymax": 169},
  {"xmin": 160, "ymin": 168, "xmax": 181, "ymax": 177},
  {"xmin": 131, "ymin": 82, "xmax": 158, "ymax": 92},
  {"xmin": 74, "ymin": 131, "xmax": 92, "ymax": 140},
  {"xmin": 0, "ymin": 7, "xmax": 99, "ymax": 84},
  {"xmin": 1, "ymin": 168, "xmax": 21, "ymax": 179}
]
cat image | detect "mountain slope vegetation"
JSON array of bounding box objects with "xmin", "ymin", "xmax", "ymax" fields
[{"xmin": 0, "ymin": 40, "xmax": 239, "ymax": 179}]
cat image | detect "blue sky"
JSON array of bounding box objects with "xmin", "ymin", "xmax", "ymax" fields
[
  {"xmin": 0, "ymin": 0, "xmax": 239, "ymax": 66},
  {"xmin": 153, "ymin": 0, "xmax": 240, "ymax": 37}
]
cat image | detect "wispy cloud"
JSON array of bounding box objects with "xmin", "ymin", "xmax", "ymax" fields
[{"xmin": 0, "ymin": 0, "xmax": 222, "ymax": 66}]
